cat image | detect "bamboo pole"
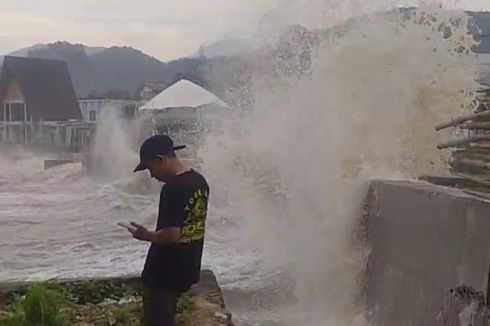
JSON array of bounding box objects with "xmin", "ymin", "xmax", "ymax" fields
[
  {"xmin": 457, "ymin": 174, "xmax": 490, "ymax": 187},
  {"xmin": 435, "ymin": 110, "xmax": 490, "ymax": 131},
  {"xmin": 469, "ymin": 142, "xmax": 490, "ymax": 149},
  {"xmin": 453, "ymin": 158, "xmax": 490, "ymax": 170},
  {"xmin": 462, "ymin": 189, "xmax": 490, "ymax": 200},
  {"xmin": 460, "ymin": 122, "xmax": 490, "ymax": 130},
  {"xmin": 437, "ymin": 135, "xmax": 490, "ymax": 149}
]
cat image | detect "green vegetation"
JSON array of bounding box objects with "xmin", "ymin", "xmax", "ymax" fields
[
  {"xmin": 0, "ymin": 285, "xmax": 71, "ymax": 326},
  {"xmin": 55, "ymin": 279, "xmax": 142, "ymax": 305},
  {"xmin": 0, "ymin": 280, "xmax": 194, "ymax": 326},
  {"xmin": 176, "ymin": 293, "xmax": 194, "ymax": 326}
]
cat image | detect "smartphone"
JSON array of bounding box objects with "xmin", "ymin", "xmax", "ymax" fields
[{"xmin": 118, "ymin": 222, "xmax": 134, "ymax": 230}]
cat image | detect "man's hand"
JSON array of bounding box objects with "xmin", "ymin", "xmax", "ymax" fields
[
  {"xmin": 129, "ymin": 222, "xmax": 152, "ymax": 242},
  {"xmin": 126, "ymin": 222, "xmax": 181, "ymax": 244}
]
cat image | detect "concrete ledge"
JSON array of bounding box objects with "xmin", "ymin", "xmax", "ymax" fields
[
  {"xmin": 363, "ymin": 180, "xmax": 490, "ymax": 325},
  {"xmin": 187, "ymin": 270, "xmax": 233, "ymax": 326}
]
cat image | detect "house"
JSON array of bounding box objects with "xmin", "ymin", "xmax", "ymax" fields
[
  {"xmin": 78, "ymin": 99, "xmax": 140, "ymax": 123},
  {"xmin": 0, "ymin": 56, "xmax": 90, "ymax": 150}
]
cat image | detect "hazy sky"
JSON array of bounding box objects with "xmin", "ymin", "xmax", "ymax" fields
[{"xmin": 0, "ymin": 0, "xmax": 489, "ymax": 61}]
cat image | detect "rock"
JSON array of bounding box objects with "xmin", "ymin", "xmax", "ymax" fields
[{"xmin": 187, "ymin": 269, "xmax": 234, "ymax": 325}]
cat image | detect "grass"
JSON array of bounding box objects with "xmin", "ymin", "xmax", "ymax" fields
[
  {"xmin": 176, "ymin": 293, "xmax": 194, "ymax": 326},
  {"xmin": 0, "ymin": 284, "xmax": 71, "ymax": 326},
  {"xmin": 71, "ymin": 301, "xmax": 142, "ymax": 326},
  {"xmin": 55, "ymin": 279, "xmax": 142, "ymax": 305},
  {"xmin": 0, "ymin": 280, "xmax": 194, "ymax": 326}
]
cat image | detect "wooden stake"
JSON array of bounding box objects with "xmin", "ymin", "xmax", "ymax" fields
[
  {"xmin": 435, "ymin": 110, "xmax": 490, "ymax": 131},
  {"xmin": 437, "ymin": 135, "xmax": 490, "ymax": 149},
  {"xmin": 460, "ymin": 122, "xmax": 490, "ymax": 130}
]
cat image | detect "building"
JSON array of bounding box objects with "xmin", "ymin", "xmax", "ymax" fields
[
  {"xmin": 78, "ymin": 99, "xmax": 140, "ymax": 123},
  {"xmin": 0, "ymin": 56, "xmax": 91, "ymax": 151}
]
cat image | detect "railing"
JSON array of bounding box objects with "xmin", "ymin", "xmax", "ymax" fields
[{"xmin": 0, "ymin": 121, "xmax": 28, "ymax": 126}]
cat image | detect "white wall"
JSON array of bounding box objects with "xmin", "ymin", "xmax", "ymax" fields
[{"xmin": 78, "ymin": 99, "xmax": 139, "ymax": 123}]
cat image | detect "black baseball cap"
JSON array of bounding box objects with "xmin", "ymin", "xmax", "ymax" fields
[{"xmin": 133, "ymin": 135, "xmax": 185, "ymax": 172}]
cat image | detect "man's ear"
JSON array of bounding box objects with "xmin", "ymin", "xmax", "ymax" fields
[{"xmin": 156, "ymin": 155, "xmax": 166, "ymax": 163}]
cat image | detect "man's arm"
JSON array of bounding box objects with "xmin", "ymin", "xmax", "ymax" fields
[
  {"xmin": 129, "ymin": 222, "xmax": 181, "ymax": 244},
  {"xmin": 129, "ymin": 182, "xmax": 187, "ymax": 244}
]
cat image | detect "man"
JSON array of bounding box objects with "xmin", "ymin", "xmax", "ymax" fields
[{"xmin": 127, "ymin": 135, "xmax": 209, "ymax": 326}]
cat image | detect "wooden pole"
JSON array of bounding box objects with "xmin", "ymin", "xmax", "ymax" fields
[
  {"xmin": 30, "ymin": 115, "xmax": 33, "ymax": 145},
  {"xmin": 435, "ymin": 110, "xmax": 490, "ymax": 131},
  {"xmin": 460, "ymin": 122, "xmax": 490, "ymax": 130},
  {"xmin": 452, "ymin": 158, "xmax": 490, "ymax": 170},
  {"xmin": 469, "ymin": 142, "xmax": 490, "ymax": 150},
  {"xmin": 7, "ymin": 103, "xmax": 11, "ymax": 142},
  {"xmin": 2, "ymin": 103, "xmax": 5, "ymax": 143},
  {"xmin": 23, "ymin": 103, "xmax": 27, "ymax": 144},
  {"xmin": 437, "ymin": 135, "xmax": 490, "ymax": 149}
]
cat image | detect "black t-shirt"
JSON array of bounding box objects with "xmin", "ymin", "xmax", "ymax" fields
[{"xmin": 141, "ymin": 170, "xmax": 209, "ymax": 291}]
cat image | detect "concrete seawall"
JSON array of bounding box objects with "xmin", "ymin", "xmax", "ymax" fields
[{"xmin": 363, "ymin": 180, "xmax": 490, "ymax": 325}]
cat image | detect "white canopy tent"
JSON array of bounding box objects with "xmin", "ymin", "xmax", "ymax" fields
[
  {"xmin": 139, "ymin": 79, "xmax": 226, "ymax": 111},
  {"xmin": 136, "ymin": 79, "xmax": 229, "ymax": 148}
]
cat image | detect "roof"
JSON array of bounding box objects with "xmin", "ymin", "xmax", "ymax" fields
[
  {"xmin": 0, "ymin": 56, "xmax": 82, "ymax": 121},
  {"xmin": 139, "ymin": 79, "xmax": 226, "ymax": 111}
]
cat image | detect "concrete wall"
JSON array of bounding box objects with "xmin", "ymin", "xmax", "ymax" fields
[{"xmin": 363, "ymin": 180, "xmax": 490, "ymax": 325}]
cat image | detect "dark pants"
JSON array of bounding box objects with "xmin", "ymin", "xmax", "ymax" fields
[{"xmin": 143, "ymin": 286, "xmax": 181, "ymax": 326}]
